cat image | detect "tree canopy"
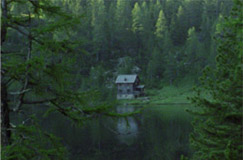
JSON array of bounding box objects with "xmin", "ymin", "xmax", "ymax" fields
[{"xmin": 189, "ymin": 0, "xmax": 243, "ymax": 159}]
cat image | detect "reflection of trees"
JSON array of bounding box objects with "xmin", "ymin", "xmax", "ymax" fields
[{"xmin": 138, "ymin": 106, "xmax": 193, "ymax": 159}]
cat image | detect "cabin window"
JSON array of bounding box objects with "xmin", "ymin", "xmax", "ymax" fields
[
  {"xmin": 119, "ymin": 89, "xmax": 122, "ymax": 93},
  {"xmin": 127, "ymin": 89, "xmax": 130, "ymax": 93}
]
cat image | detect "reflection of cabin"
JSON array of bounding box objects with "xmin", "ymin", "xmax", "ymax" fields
[{"xmin": 115, "ymin": 74, "xmax": 145, "ymax": 99}]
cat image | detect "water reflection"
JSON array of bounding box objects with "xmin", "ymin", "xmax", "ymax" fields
[
  {"xmin": 116, "ymin": 106, "xmax": 138, "ymax": 144},
  {"xmin": 43, "ymin": 104, "xmax": 193, "ymax": 160}
]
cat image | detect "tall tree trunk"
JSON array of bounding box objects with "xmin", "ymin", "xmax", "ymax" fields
[
  {"xmin": 1, "ymin": 83, "xmax": 11, "ymax": 146},
  {"xmin": 1, "ymin": 0, "xmax": 11, "ymax": 146},
  {"xmin": 1, "ymin": 0, "xmax": 8, "ymax": 43}
]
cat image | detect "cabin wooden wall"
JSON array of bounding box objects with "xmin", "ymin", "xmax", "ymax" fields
[{"xmin": 117, "ymin": 83, "xmax": 133, "ymax": 94}]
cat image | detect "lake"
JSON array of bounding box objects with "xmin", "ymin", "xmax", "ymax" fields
[{"xmin": 46, "ymin": 104, "xmax": 193, "ymax": 160}]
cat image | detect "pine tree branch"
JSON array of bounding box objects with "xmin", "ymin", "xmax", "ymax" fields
[
  {"xmin": 9, "ymin": 89, "xmax": 31, "ymax": 95},
  {"xmin": 8, "ymin": 24, "xmax": 44, "ymax": 45},
  {"xmin": 1, "ymin": 50, "xmax": 23, "ymax": 54},
  {"xmin": 14, "ymin": 13, "xmax": 32, "ymax": 112},
  {"xmin": 23, "ymin": 98, "xmax": 57, "ymax": 104}
]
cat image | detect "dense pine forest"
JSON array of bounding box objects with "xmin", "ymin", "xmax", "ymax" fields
[
  {"xmin": 56, "ymin": 0, "xmax": 233, "ymax": 89},
  {"xmin": 1, "ymin": 0, "xmax": 242, "ymax": 159},
  {"xmin": 1, "ymin": 0, "xmax": 235, "ymax": 97}
]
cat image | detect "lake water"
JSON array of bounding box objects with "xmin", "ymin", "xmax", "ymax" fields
[
  {"xmin": 47, "ymin": 104, "xmax": 193, "ymax": 160},
  {"xmin": 42, "ymin": 104, "xmax": 193, "ymax": 160}
]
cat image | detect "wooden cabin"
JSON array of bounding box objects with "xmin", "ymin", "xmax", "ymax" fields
[{"xmin": 115, "ymin": 74, "xmax": 145, "ymax": 99}]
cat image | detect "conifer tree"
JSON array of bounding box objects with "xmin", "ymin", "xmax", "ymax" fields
[
  {"xmin": 153, "ymin": 0, "xmax": 162, "ymax": 18},
  {"xmin": 164, "ymin": 0, "xmax": 182, "ymax": 26},
  {"xmin": 131, "ymin": 2, "xmax": 145, "ymax": 67},
  {"xmin": 163, "ymin": 31, "xmax": 178, "ymax": 85},
  {"xmin": 170, "ymin": 6, "xmax": 188, "ymax": 45},
  {"xmin": 1, "ymin": 0, "xmax": 113, "ymax": 159},
  {"xmin": 90, "ymin": 0, "xmax": 106, "ymax": 61},
  {"xmin": 190, "ymin": 0, "xmax": 243, "ymax": 159},
  {"xmin": 155, "ymin": 10, "xmax": 167, "ymax": 40},
  {"xmin": 184, "ymin": 27, "xmax": 204, "ymax": 75},
  {"xmin": 132, "ymin": 2, "xmax": 143, "ymax": 34},
  {"xmin": 147, "ymin": 48, "xmax": 165, "ymax": 87},
  {"xmin": 140, "ymin": 1, "xmax": 155, "ymax": 58},
  {"xmin": 115, "ymin": 0, "xmax": 131, "ymax": 30},
  {"xmin": 114, "ymin": 0, "xmax": 132, "ymax": 54},
  {"xmin": 183, "ymin": 0, "xmax": 203, "ymax": 31}
]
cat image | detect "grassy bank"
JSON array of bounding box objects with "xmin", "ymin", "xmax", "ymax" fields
[{"xmin": 118, "ymin": 84, "xmax": 208, "ymax": 105}]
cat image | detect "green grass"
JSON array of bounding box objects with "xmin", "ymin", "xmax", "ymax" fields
[
  {"xmin": 148, "ymin": 85, "xmax": 194, "ymax": 104},
  {"xmin": 118, "ymin": 83, "xmax": 210, "ymax": 105}
]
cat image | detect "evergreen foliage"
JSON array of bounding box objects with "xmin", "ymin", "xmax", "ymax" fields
[
  {"xmin": 1, "ymin": 0, "xmax": 239, "ymax": 159},
  {"xmin": 189, "ymin": 0, "xmax": 243, "ymax": 159},
  {"xmin": 1, "ymin": 0, "xmax": 115, "ymax": 159},
  {"xmin": 155, "ymin": 10, "xmax": 167, "ymax": 39},
  {"xmin": 131, "ymin": 2, "xmax": 143, "ymax": 34},
  {"xmin": 184, "ymin": 27, "xmax": 204, "ymax": 75},
  {"xmin": 2, "ymin": 116, "xmax": 68, "ymax": 160},
  {"xmin": 42, "ymin": 0, "xmax": 233, "ymax": 88}
]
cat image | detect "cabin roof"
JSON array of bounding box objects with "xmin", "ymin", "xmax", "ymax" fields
[{"xmin": 115, "ymin": 74, "xmax": 138, "ymax": 84}]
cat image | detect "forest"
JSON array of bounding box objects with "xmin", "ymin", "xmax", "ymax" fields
[{"xmin": 1, "ymin": 0, "xmax": 242, "ymax": 159}]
